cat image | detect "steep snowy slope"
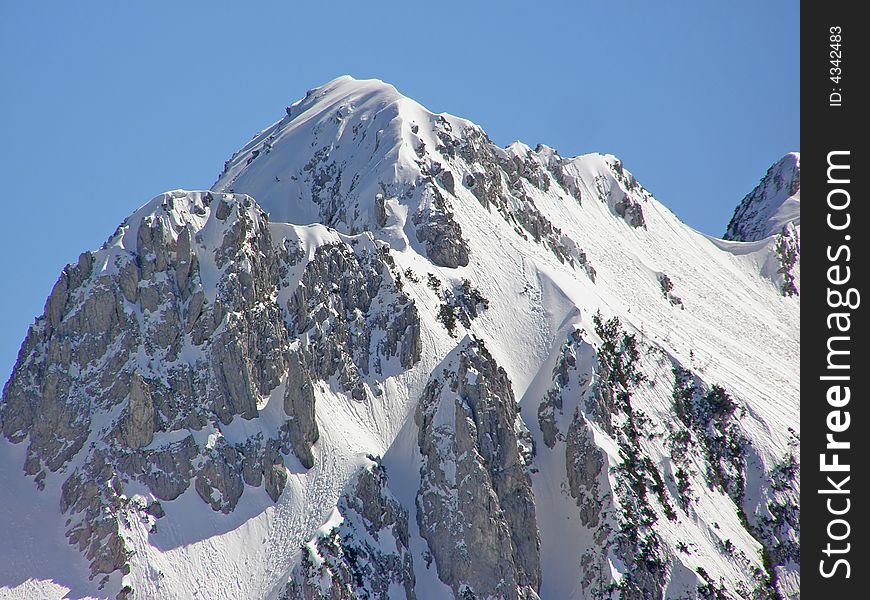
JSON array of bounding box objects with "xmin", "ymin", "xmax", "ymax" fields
[{"xmin": 1, "ymin": 77, "xmax": 798, "ymax": 600}]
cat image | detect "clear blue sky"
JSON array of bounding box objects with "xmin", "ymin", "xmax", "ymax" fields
[{"xmin": 0, "ymin": 1, "xmax": 799, "ymax": 381}]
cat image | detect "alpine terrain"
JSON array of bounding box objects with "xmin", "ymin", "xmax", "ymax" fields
[{"xmin": 0, "ymin": 77, "xmax": 799, "ymax": 600}]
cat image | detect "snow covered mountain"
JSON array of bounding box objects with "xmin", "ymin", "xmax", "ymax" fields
[
  {"xmin": 0, "ymin": 76, "xmax": 799, "ymax": 600},
  {"xmin": 724, "ymin": 153, "xmax": 800, "ymax": 243}
]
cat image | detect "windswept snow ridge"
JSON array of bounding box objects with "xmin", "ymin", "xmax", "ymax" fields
[{"xmin": 2, "ymin": 77, "xmax": 799, "ymax": 600}]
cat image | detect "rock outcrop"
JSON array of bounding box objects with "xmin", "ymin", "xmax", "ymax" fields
[
  {"xmin": 283, "ymin": 457, "xmax": 416, "ymax": 600},
  {"xmin": 415, "ymin": 338, "xmax": 540, "ymax": 599},
  {"xmin": 0, "ymin": 190, "xmax": 422, "ymax": 585},
  {"xmin": 724, "ymin": 153, "xmax": 800, "ymax": 242}
]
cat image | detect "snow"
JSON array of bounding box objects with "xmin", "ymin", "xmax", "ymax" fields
[{"xmin": 1, "ymin": 76, "xmax": 799, "ymax": 599}]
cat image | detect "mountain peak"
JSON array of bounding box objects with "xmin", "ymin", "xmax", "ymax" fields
[
  {"xmin": 723, "ymin": 152, "xmax": 800, "ymax": 241},
  {"xmin": 315, "ymin": 75, "xmax": 402, "ymax": 96},
  {"xmin": 290, "ymin": 75, "xmax": 407, "ymax": 116},
  {"xmin": 212, "ymin": 76, "xmax": 478, "ymax": 228}
]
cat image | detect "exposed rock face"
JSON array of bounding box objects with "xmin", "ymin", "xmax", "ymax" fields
[
  {"xmin": 0, "ymin": 190, "xmax": 421, "ymax": 585},
  {"xmin": 209, "ymin": 197, "xmax": 292, "ymax": 423},
  {"xmin": 118, "ymin": 374, "xmax": 155, "ymax": 449},
  {"xmin": 448, "ymin": 126, "xmax": 597, "ymax": 277},
  {"xmin": 587, "ymin": 157, "xmax": 651, "ymax": 229},
  {"xmin": 537, "ymin": 330, "xmax": 586, "ymax": 450},
  {"xmin": 657, "ymin": 273, "xmax": 685, "ymax": 308},
  {"xmin": 614, "ymin": 194, "xmax": 646, "ymax": 228},
  {"xmin": 562, "ymin": 410, "xmax": 601, "ymax": 500},
  {"xmin": 283, "ymin": 353, "xmax": 319, "ymax": 469},
  {"xmin": 415, "ymin": 338, "xmax": 540, "ymax": 599},
  {"xmin": 2, "ymin": 192, "xmax": 294, "ymax": 579},
  {"xmin": 284, "ymin": 458, "xmax": 416, "ymax": 600},
  {"xmin": 415, "ymin": 209, "xmax": 471, "ymax": 268},
  {"xmin": 773, "ymin": 223, "xmax": 800, "ymax": 297},
  {"xmin": 413, "ymin": 184, "xmax": 471, "ymax": 268},
  {"xmin": 565, "ymin": 409, "xmax": 613, "ymax": 594},
  {"xmin": 287, "ymin": 241, "xmax": 422, "ymax": 391},
  {"xmin": 374, "ymin": 193, "xmax": 388, "ymax": 227},
  {"xmin": 3, "ymin": 252, "xmax": 131, "ymax": 476}
]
